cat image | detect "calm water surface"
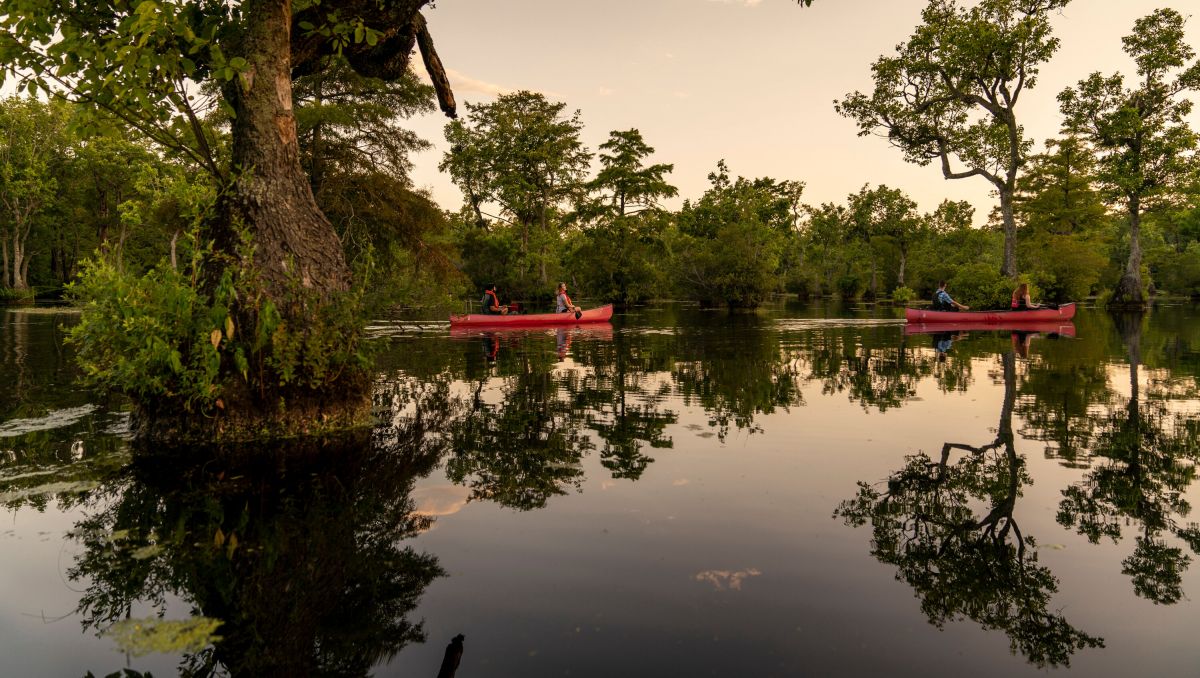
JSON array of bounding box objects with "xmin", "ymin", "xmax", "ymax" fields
[{"xmin": 1, "ymin": 302, "xmax": 1198, "ymax": 677}]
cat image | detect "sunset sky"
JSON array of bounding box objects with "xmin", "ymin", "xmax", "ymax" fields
[{"xmin": 405, "ymin": 0, "xmax": 1200, "ymax": 223}]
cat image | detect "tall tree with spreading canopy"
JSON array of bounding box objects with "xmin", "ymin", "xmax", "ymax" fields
[
  {"xmin": 0, "ymin": 0, "xmax": 458, "ymax": 439},
  {"xmin": 1058, "ymin": 8, "xmax": 1200, "ymax": 308},
  {"xmin": 568, "ymin": 128, "xmax": 677, "ymax": 304},
  {"xmin": 836, "ymin": 0, "xmax": 1071, "ymax": 279},
  {"xmin": 579, "ymin": 128, "xmax": 678, "ymax": 221},
  {"xmin": 441, "ymin": 91, "xmax": 591, "ymax": 286}
]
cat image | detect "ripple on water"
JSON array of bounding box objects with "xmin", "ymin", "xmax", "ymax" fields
[{"xmin": 0, "ymin": 405, "xmax": 98, "ymax": 438}]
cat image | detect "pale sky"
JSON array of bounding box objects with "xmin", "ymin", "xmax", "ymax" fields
[{"xmin": 405, "ymin": 0, "xmax": 1200, "ymax": 222}]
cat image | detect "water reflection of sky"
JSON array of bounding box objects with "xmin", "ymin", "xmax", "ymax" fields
[{"xmin": 1, "ymin": 305, "xmax": 1199, "ymax": 676}]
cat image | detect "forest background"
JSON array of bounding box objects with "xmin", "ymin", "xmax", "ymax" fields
[{"xmin": 1, "ymin": 1, "xmax": 1199, "ymax": 314}]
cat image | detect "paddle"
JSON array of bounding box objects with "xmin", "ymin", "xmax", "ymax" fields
[{"xmin": 575, "ymin": 309, "xmax": 582, "ymax": 319}]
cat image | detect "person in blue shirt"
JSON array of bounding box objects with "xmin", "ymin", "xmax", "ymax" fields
[{"xmin": 932, "ymin": 280, "xmax": 970, "ymax": 312}]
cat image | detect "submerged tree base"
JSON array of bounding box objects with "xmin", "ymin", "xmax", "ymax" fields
[
  {"xmin": 131, "ymin": 387, "xmax": 373, "ymax": 445},
  {"xmin": 1107, "ymin": 273, "xmax": 1148, "ymax": 310}
]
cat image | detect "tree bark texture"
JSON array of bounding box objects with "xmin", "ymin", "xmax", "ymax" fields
[
  {"xmin": 11, "ymin": 231, "xmax": 28, "ymax": 290},
  {"xmin": 219, "ymin": 0, "xmax": 349, "ymax": 297},
  {"xmin": 1110, "ymin": 197, "xmax": 1146, "ymax": 308},
  {"xmin": 998, "ymin": 188, "xmax": 1017, "ymax": 280}
]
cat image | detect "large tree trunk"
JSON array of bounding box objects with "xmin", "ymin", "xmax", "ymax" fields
[
  {"xmin": 137, "ymin": 0, "xmax": 364, "ymax": 442},
  {"xmin": 1, "ymin": 235, "xmax": 8, "ymax": 288},
  {"xmin": 1110, "ymin": 197, "xmax": 1146, "ymax": 308},
  {"xmin": 998, "ymin": 187, "xmax": 1017, "ymax": 279},
  {"xmin": 220, "ymin": 0, "xmax": 349, "ymax": 298},
  {"xmin": 897, "ymin": 245, "xmax": 907, "ymax": 287},
  {"xmin": 11, "ymin": 230, "xmax": 28, "ymax": 291}
]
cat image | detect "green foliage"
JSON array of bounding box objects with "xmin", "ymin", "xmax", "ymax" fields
[
  {"xmin": 1021, "ymin": 232, "xmax": 1108, "ymax": 301},
  {"xmin": 1150, "ymin": 241, "xmax": 1200, "ymax": 297},
  {"xmin": 673, "ymin": 221, "xmax": 783, "ymax": 308},
  {"xmin": 891, "ymin": 286, "xmax": 915, "ymax": 304},
  {"xmin": 568, "ymin": 129, "xmax": 677, "ymax": 304},
  {"xmin": 68, "ymin": 230, "xmax": 371, "ymax": 423},
  {"xmin": 442, "ymin": 91, "xmax": 590, "ymax": 295},
  {"xmin": 836, "ymin": 273, "xmax": 862, "ymax": 300},
  {"xmin": 1058, "ymin": 8, "xmax": 1200, "ymax": 305},
  {"xmin": 442, "ymin": 91, "xmax": 591, "ymax": 232},
  {"xmin": 566, "ymin": 214, "xmax": 668, "ymax": 305},
  {"xmin": 837, "ymin": 0, "xmax": 1072, "ymax": 277},
  {"xmin": 672, "ymin": 161, "xmax": 798, "ymax": 307},
  {"xmin": 0, "ymin": 96, "xmax": 72, "ymax": 291},
  {"xmin": 948, "ymin": 262, "xmax": 1013, "ymax": 309},
  {"xmin": 68, "ymin": 256, "xmax": 224, "ymax": 409},
  {"xmin": 1015, "ymin": 136, "xmax": 1107, "ymax": 236},
  {"xmin": 295, "ymin": 57, "xmax": 436, "ymax": 194},
  {"xmin": 578, "ymin": 128, "xmax": 678, "ymax": 221},
  {"xmin": 847, "ymin": 183, "xmax": 921, "ymax": 293}
]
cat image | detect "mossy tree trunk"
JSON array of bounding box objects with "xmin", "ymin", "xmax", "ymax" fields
[{"xmin": 1110, "ymin": 195, "xmax": 1146, "ymax": 308}]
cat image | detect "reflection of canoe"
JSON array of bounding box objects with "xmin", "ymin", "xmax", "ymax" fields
[
  {"xmin": 449, "ymin": 304, "xmax": 613, "ymax": 327},
  {"xmin": 449, "ymin": 323, "xmax": 614, "ymax": 340},
  {"xmin": 905, "ymin": 303, "xmax": 1076, "ymax": 324},
  {"xmin": 905, "ymin": 320, "xmax": 1076, "ymax": 337}
]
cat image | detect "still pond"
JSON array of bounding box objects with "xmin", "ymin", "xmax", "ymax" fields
[{"xmin": 1, "ymin": 302, "xmax": 1198, "ymax": 677}]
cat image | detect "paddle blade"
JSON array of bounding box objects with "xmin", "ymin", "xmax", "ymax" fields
[{"xmin": 575, "ymin": 310, "xmax": 582, "ymax": 320}]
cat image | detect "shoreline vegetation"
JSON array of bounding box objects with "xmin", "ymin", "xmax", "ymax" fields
[{"xmin": 0, "ymin": 1, "xmax": 1197, "ymax": 442}]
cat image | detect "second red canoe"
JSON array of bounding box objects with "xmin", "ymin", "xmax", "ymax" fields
[{"xmin": 905, "ymin": 303, "xmax": 1076, "ymax": 324}]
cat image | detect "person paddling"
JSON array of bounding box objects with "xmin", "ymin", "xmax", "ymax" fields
[
  {"xmin": 481, "ymin": 283, "xmax": 507, "ymax": 315},
  {"xmin": 555, "ymin": 282, "xmax": 581, "ymax": 315},
  {"xmin": 1011, "ymin": 282, "xmax": 1041, "ymax": 310},
  {"xmin": 933, "ymin": 281, "xmax": 970, "ymax": 312}
]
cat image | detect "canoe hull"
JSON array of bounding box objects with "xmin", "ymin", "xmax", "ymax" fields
[
  {"xmin": 904, "ymin": 303, "xmax": 1076, "ymax": 324},
  {"xmin": 450, "ymin": 304, "xmax": 614, "ymax": 327}
]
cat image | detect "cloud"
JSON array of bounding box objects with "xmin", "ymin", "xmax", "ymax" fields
[
  {"xmin": 411, "ymin": 485, "xmax": 472, "ymax": 517},
  {"xmin": 413, "ymin": 66, "xmax": 565, "ymax": 101},
  {"xmin": 708, "ymin": 0, "xmax": 764, "ymax": 6},
  {"xmin": 598, "ymin": 86, "xmax": 615, "ymax": 96},
  {"xmin": 412, "ymin": 66, "xmax": 512, "ymax": 97}
]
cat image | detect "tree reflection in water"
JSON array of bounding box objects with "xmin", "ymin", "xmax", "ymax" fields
[
  {"xmin": 1056, "ymin": 313, "xmax": 1200, "ymax": 604},
  {"xmin": 69, "ymin": 388, "xmax": 452, "ymax": 676},
  {"xmin": 837, "ymin": 350, "xmax": 1104, "ymax": 667}
]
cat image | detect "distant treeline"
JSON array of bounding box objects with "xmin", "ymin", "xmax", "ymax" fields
[{"xmin": 1, "ymin": 5, "xmax": 1198, "ymax": 311}]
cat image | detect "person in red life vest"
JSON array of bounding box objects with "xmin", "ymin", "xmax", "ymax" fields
[
  {"xmin": 481, "ymin": 283, "xmax": 507, "ymax": 315},
  {"xmin": 555, "ymin": 282, "xmax": 580, "ymax": 314},
  {"xmin": 1011, "ymin": 282, "xmax": 1041, "ymax": 310}
]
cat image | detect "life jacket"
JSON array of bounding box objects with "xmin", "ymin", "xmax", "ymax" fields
[
  {"xmin": 557, "ymin": 291, "xmax": 574, "ymax": 312},
  {"xmin": 483, "ymin": 289, "xmax": 501, "ymax": 314},
  {"xmin": 1011, "ymin": 290, "xmax": 1024, "ymax": 309}
]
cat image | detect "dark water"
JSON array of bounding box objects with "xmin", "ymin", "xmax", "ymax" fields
[{"xmin": 2, "ymin": 302, "xmax": 1199, "ymax": 677}]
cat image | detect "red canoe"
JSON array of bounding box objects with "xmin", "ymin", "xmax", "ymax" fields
[
  {"xmin": 905, "ymin": 302, "xmax": 1076, "ymax": 324},
  {"xmin": 450, "ymin": 304, "xmax": 614, "ymax": 327}
]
